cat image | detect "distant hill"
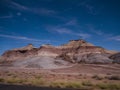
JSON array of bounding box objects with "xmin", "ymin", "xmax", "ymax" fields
[{"xmin": 0, "ymin": 39, "xmax": 119, "ymax": 68}]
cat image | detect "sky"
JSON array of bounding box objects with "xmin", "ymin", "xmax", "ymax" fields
[{"xmin": 0, "ymin": 0, "xmax": 120, "ymax": 55}]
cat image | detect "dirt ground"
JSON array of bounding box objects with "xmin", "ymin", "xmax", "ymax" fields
[{"xmin": 0, "ymin": 64, "xmax": 120, "ymax": 89}]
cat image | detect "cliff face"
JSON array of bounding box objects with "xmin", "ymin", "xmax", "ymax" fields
[{"xmin": 0, "ymin": 39, "xmax": 118, "ymax": 64}]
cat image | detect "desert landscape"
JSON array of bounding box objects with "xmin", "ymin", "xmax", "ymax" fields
[
  {"xmin": 0, "ymin": 0, "xmax": 120, "ymax": 90},
  {"xmin": 0, "ymin": 39, "xmax": 120, "ymax": 90}
]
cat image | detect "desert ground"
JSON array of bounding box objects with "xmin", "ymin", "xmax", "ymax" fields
[{"xmin": 0, "ymin": 64, "xmax": 120, "ymax": 90}]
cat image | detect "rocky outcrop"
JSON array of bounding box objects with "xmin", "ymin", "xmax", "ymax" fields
[
  {"xmin": 56, "ymin": 46, "xmax": 113, "ymax": 64},
  {"xmin": 13, "ymin": 44, "xmax": 34, "ymax": 50},
  {"xmin": 58, "ymin": 39, "xmax": 94, "ymax": 49},
  {"xmin": 109, "ymin": 53, "xmax": 120, "ymax": 63},
  {"xmin": 0, "ymin": 39, "xmax": 119, "ymax": 64}
]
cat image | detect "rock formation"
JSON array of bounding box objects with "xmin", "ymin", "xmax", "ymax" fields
[
  {"xmin": 0, "ymin": 39, "xmax": 119, "ymax": 65},
  {"xmin": 109, "ymin": 52, "xmax": 120, "ymax": 63}
]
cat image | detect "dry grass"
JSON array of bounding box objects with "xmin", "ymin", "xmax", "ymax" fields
[
  {"xmin": 92, "ymin": 75, "xmax": 103, "ymax": 80},
  {"xmin": 96, "ymin": 83, "xmax": 120, "ymax": 90},
  {"xmin": 106, "ymin": 75, "xmax": 120, "ymax": 80},
  {"xmin": 0, "ymin": 76, "xmax": 120, "ymax": 90},
  {"xmin": 5, "ymin": 78, "xmax": 26, "ymax": 84},
  {"xmin": 49, "ymin": 81, "xmax": 82, "ymax": 88},
  {"xmin": 82, "ymin": 80, "xmax": 93, "ymax": 86}
]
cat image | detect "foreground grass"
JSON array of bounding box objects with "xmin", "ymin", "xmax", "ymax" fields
[
  {"xmin": 0, "ymin": 72, "xmax": 120, "ymax": 90},
  {"xmin": 96, "ymin": 83, "xmax": 120, "ymax": 90},
  {"xmin": 0, "ymin": 77, "xmax": 120, "ymax": 90},
  {"xmin": 50, "ymin": 81, "xmax": 83, "ymax": 88}
]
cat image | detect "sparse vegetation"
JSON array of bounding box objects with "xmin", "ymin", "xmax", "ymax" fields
[
  {"xmin": 107, "ymin": 75, "xmax": 120, "ymax": 80},
  {"xmin": 5, "ymin": 78, "xmax": 26, "ymax": 84},
  {"xmin": 27, "ymin": 78, "xmax": 44, "ymax": 86},
  {"xmin": 0, "ymin": 78, "xmax": 4, "ymax": 82},
  {"xmin": 0, "ymin": 76, "xmax": 120, "ymax": 90},
  {"xmin": 0, "ymin": 63, "xmax": 119, "ymax": 89},
  {"xmin": 96, "ymin": 83, "xmax": 120, "ymax": 90},
  {"xmin": 92, "ymin": 75, "xmax": 103, "ymax": 80},
  {"xmin": 82, "ymin": 80, "xmax": 93, "ymax": 86},
  {"xmin": 50, "ymin": 81, "xmax": 82, "ymax": 88},
  {"xmin": 7, "ymin": 73, "xmax": 14, "ymax": 76}
]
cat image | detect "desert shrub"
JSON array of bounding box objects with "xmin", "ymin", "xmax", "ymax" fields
[
  {"xmin": 107, "ymin": 75, "xmax": 120, "ymax": 80},
  {"xmin": 92, "ymin": 75, "xmax": 103, "ymax": 80},
  {"xmin": 12, "ymin": 75, "xmax": 17, "ymax": 78},
  {"xmin": 34, "ymin": 75, "xmax": 42, "ymax": 79},
  {"xmin": 50, "ymin": 81, "xmax": 82, "ymax": 88},
  {"xmin": 50, "ymin": 82, "xmax": 65, "ymax": 88},
  {"xmin": 7, "ymin": 73, "xmax": 14, "ymax": 76},
  {"xmin": 82, "ymin": 81, "xmax": 93, "ymax": 86},
  {"xmin": 0, "ymin": 78, "xmax": 4, "ymax": 82},
  {"xmin": 65, "ymin": 82, "xmax": 82, "ymax": 88}
]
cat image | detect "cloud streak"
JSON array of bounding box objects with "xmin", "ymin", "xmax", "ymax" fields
[
  {"xmin": 0, "ymin": 34, "xmax": 50, "ymax": 42},
  {"xmin": 9, "ymin": 0, "xmax": 56, "ymax": 16},
  {"xmin": 108, "ymin": 36, "xmax": 120, "ymax": 41},
  {"xmin": 78, "ymin": 0, "xmax": 101, "ymax": 15},
  {"xmin": 10, "ymin": 1, "xmax": 28, "ymax": 11},
  {"xmin": 87, "ymin": 24, "xmax": 120, "ymax": 42},
  {"xmin": 47, "ymin": 26, "xmax": 91, "ymax": 39},
  {"xmin": 65, "ymin": 19, "xmax": 78, "ymax": 26},
  {"xmin": 0, "ymin": 14, "xmax": 13, "ymax": 19}
]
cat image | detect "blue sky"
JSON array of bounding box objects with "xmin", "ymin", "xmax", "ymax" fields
[{"xmin": 0, "ymin": 0, "xmax": 120, "ymax": 55}]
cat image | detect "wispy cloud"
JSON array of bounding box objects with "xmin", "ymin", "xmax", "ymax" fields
[
  {"xmin": 0, "ymin": 14, "xmax": 13, "ymax": 19},
  {"xmin": 55, "ymin": 28, "xmax": 72, "ymax": 34},
  {"xmin": 32, "ymin": 8, "xmax": 56, "ymax": 15},
  {"xmin": 87, "ymin": 24, "xmax": 120, "ymax": 42},
  {"xmin": 9, "ymin": 0, "xmax": 56, "ymax": 16},
  {"xmin": 65, "ymin": 19, "xmax": 78, "ymax": 26},
  {"xmin": 87, "ymin": 24, "xmax": 104, "ymax": 35},
  {"xmin": 92, "ymin": 30, "xmax": 103, "ymax": 35},
  {"xmin": 46, "ymin": 26, "xmax": 91, "ymax": 39},
  {"xmin": 76, "ymin": 33, "xmax": 90, "ymax": 39},
  {"xmin": 10, "ymin": 1, "xmax": 28, "ymax": 11},
  {"xmin": 0, "ymin": 34, "xmax": 50, "ymax": 42},
  {"xmin": 108, "ymin": 36, "xmax": 120, "ymax": 41},
  {"xmin": 89, "ymin": 27, "xmax": 103, "ymax": 36},
  {"xmin": 78, "ymin": 0, "xmax": 101, "ymax": 15}
]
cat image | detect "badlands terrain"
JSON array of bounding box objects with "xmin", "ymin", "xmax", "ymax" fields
[{"xmin": 0, "ymin": 39, "xmax": 120, "ymax": 90}]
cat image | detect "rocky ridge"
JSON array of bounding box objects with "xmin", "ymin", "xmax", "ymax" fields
[{"xmin": 0, "ymin": 39, "xmax": 119, "ymax": 67}]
